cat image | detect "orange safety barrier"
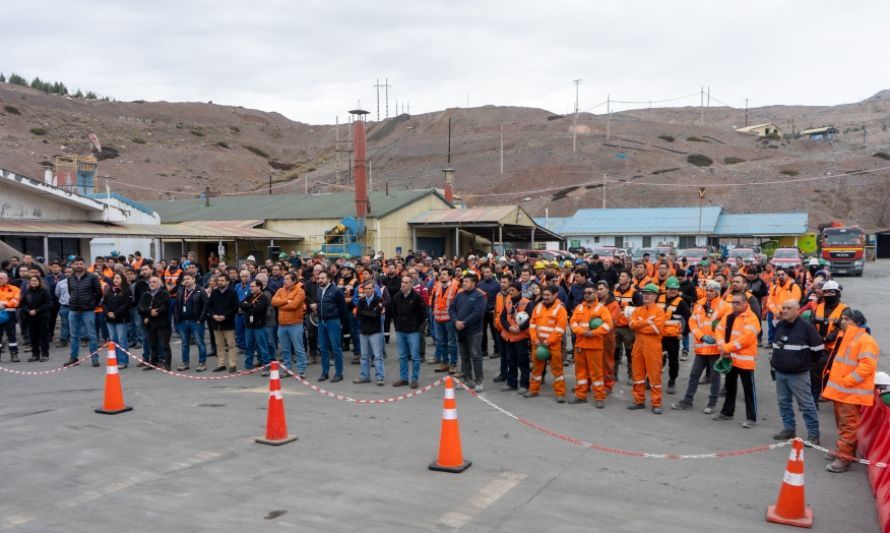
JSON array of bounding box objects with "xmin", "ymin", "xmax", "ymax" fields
[{"xmin": 858, "ymin": 392, "xmax": 890, "ymax": 533}]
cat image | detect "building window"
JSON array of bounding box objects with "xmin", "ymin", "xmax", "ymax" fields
[
  {"xmin": 615, "ymin": 236, "xmax": 624, "ymax": 248},
  {"xmin": 678, "ymin": 235, "xmax": 696, "ymax": 248},
  {"xmin": 593, "ymin": 236, "xmax": 600, "ymax": 243},
  {"xmin": 642, "ymin": 236, "xmax": 652, "ymax": 247}
]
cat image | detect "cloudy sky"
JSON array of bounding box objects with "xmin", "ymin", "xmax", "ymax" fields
[{"xmin": 5, "ymin": 0, "xmax": 888, "ymax": 124}]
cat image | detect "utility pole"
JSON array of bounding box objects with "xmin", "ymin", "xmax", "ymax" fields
[
  {"xmin": 706, "ymin": 86, "xmax": 710, "ymax": 109},
  {"xmin": 700, "ymin": 86, "xmax": 704, "ymax": 127},
  {"xmin": 698, "ymin": 187, "xmax": 706, "ymax": 243},
  {"xmin": 374, "ymin": 78, "xmax": 380, "ymax": 121},
  {"xmin": 606, "ymin": 94, "xmax": 611, "ymax": 140},
  {"xmin": 602, "ymin": 173, "xmax": 607, "ymax": 208},
  {"xmin": 335, "ymin": 116, "xmax": 340, "ymax": 185},
  {"xmin": 745, "ymin": 97, "xmax": 749, "ymax": 127},
  {"xmin": 499, "ymin": 123, "xmax": 504, "ymax": 175},
  {"xmin": 204, "ymin": 185, "xmax": 210, "ymax": 207},
  {"xmin": 268, "ymin": 174, "xmax": 272, "ymax": 195},
  {"xmin": 572, "ymin": 79, "xmax": 582, "ymax": 153}
]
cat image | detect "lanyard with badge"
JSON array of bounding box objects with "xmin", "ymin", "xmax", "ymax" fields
[{"xmin": 182, "ymin": 287, "xmax": 195, "ymax": 315}]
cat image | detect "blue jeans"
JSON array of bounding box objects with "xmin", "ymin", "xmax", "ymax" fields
[
  {"xmin": 434, "ymin": 320, "xmax": 458, "ymax": 365},
  {"xmin": 278, "ymin": 323, "xmax": 307, "ymax": 373},
  {"xmin": 266, "ymin": 325, "xmax": 278, "ymax": 354},
  {"xmin": 177, "ymin": 320, "xmax": 207, "ymax": 365},
  {"xmin": 95, "ymin": 311, "xmax": 109, "ymax": 342},
  {"xmin": 766, "ymin": 312, "xmax": 776, "ymax": 344},
  {"xmin": 108, "ymin": 322, "xmax": 129, "ymax": 364},
  {"xmin": 682, "ymin": 333, "xmax": 689, "ymax": 353},
  {"xmin": 428, "ymin": 308, "xmax": 437, "ymax": 342},
  {"xmin": 141, "ymin": 323, "xmax": 152, "ymax": 360},
  {"xmin": 775, "ymin": 370, "xmax": 820, "ymax": 437},
  {"xmin": 69, "ymin": 310, "xmax": 99, "ymax": 363},
  {"xmin": 59, "ymin": 305, "xmax": 70, "ymax": 343},
  {"xmin": 397, "ymin": 331, "xmax": 421, "ymax": 382},
  {"xmin": 359, "ymin": 332, "xmax": 385, "ymax": 380},
  {"xmin": 318, "ymin": 320, "xmax": 343, "ymax": 377},
  {"xmin": 244, "ymin": 327, "xmax": 270, "ymax": 367},
  {"xmin": 128, "ymin": 308, "xmax": 142, "ymax": 345},
  {"xmin": 235, "ymin": 314, "xmax": 246, "ymax": 349},
  {"xmin": 346, "ymin": 312, "xmax": 361, "ymax": 356}
]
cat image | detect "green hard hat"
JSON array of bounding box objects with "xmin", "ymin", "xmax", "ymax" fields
[
  {"xmin": 714, "ymin": 357, "xmax": 733, "ymax": 374},
  {"xmin": 642, "ymin": 283, "xmax": 660, "ymax": 294},
  {"xmin": 699, "ymin": 260, "xmax": 710, "ymax": 267},
  {"xmin": 881, "ymin": 391, "xmax": 890, "ymax": 408},
  {"xmin": 801, "ymin": 310, "xmax": 813, "ymax": 321},
  {"xmin": 278, "ymin": 252, "xmax": 288, "ymax": 259},
  {"xmin": 589, "ymin": 317, "xmax": 604, "ymax": 330},
  {"xmin": 665, "ymin": 276, "xmax": 680, "ymax": 289},
  {"xmin": 535, "ymin": 344, "xmax": 551, "ymax": 362}
]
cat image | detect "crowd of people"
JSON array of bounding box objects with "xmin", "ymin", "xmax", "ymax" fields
[{"xmin": 0, "ymin": 247, "xmax": 880, "ymax": 472}]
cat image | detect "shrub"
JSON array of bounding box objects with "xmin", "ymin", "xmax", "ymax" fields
[
  {"xmin": 215, "ymin": 141, "xmax": 230, "ymax": 149},
  {"xmin": 230, "ymin": 126, "xmax": 240, "ymax": 133},
  {"xmin": 658, "ymin": 135, "xmax": 674, "ymax": 142},
  {"xmin": 687, "ymin": 154, "xmax": 713, "ymax": 167},
  {"xmin": 780, "ymin": 169, "xmax": 799, "ymax": 176},
  {"xmin": 652, "ymin": 167, "xmax": 680, "ymax": 175},
  {"xmin": 873, "ymin": 152, "xmax": 890, "ymax": 160},
  {"xmin": 242, "ymin": 145, "xmax": 269, "ymax": 158},
  {"xmin": 30, "ymin": 127, "xmax": 46, "ymax": 135},
  {"xmin": 724, "ymin": 157, "xmax": 745, "ymax": 165},
  {"xmin": 3, "ymin": 105, "xmax": 20, "ymax": 115},
  {"xmin": 131, "ymin": 137, "xmax": 146, "ymax": 144},
  {"xmin": 686, "ymin": 136, "xmax": 708, "ymax": 142},
  {"xmin": 189, "ymin": 128, "xmax": 204, "ymax": 137}
]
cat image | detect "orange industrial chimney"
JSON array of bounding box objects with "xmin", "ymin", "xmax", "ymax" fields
[{"xmin": 350, "ymin": 109, "xmax": 370, "ymax": 217}]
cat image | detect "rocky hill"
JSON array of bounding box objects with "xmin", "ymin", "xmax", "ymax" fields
[{"xmin": 2, "ymin": 82, "xmax": 889, "ymax": 230}]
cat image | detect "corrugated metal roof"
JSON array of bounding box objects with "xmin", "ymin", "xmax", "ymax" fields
[
  {"xmin": 714, "ymin": 213, "xmax": 808, "ymax": 236},
  {"xmin": 142, "ymin": 189, "xmax": 448, "ymax": 223},
  {"xmin": 543, "ymin": 207, "xmax": 723, "ymax": 236},
  {"xmin": 86, "ymin": 192, "xmax": 158, "ymax": 217},
  {"xmin": 801, "ymin": 127, "xmax": 838, "ymax": 135},
  {"xmin": 0, "ymin": 220, "xmax": 300, "ymax": 240},
  {"xmin": 735, "ymin": 123, "xmax": 780, "ymax": 133},
  {"xmin": 409, "ymin": 206, "xmax": 518, "ymax": 225}
]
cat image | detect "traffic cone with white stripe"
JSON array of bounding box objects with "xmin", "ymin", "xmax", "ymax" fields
[
  {"xmin": 766, "ymin": 438, "xmax": 813, "ymax": 528},
  {"xmin": 95, "ymin": 342, "xmax": 132, "ymax": 415},
  {"xmin": 255, "ymin": 361, "xmax": 297, "ymax": 446},
  {"xmin": 429, "ymin": 376, "xmax": 471, "ymax": 473}
]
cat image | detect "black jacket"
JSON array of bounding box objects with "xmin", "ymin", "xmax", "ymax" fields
[
  {"xmin": 67, "ymin": 272, "xmax": 102, "ymax": 312},
  {"xmin": 390, "ymin": 289, "xmax": 426, "ymax": 333},
  {"xmin": 747, "ymin": 278, "xmax": 769, "ymax": 299},
  {"xmin": 355, "ymin": 294, "xmax": 385, "ymax": 335},
  {"xmin": 771, "ymin": 317, "xmax": 825, "ymax": 374},
  {"xmin": 138, "ymin": 289, "xmax": 170, "ymax": 330},
  {"xmin": 174, "ymin": 284, "xmax": 208, "ymax": 323},
  {"xmin": 103, "ymin": 286, "xmax": 133, "ymax": 323},
  {"xmin": 208, "ymin": 287, "xmax": 239, "ymax": 330},
  {"xmin": 21, "ymin": 286, "xmax": 52, "ymax": 319},
  {"xmin": 316, "ymin": 283, "xmax": 347, "ymax": 323},
  {"xmin": 240, "ymin": 291, "xmax": 270, "ymax": 328}
]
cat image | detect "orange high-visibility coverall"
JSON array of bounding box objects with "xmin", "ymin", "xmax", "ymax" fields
[
  {"xmin": 630, "ymin": 303, "xmax": 666, "ymax": 407},
  {"xmin": 570, "ymin": 300, "xmax": 613, "ymax": 401},
  {"xmin": 529, "ymin": 301, "xmax": 568, "ymax": 397}
]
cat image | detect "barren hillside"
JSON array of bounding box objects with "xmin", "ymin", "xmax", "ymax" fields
[{"xmin": 2, "ymin": 82, "xmax": 889, "ymax": 230}]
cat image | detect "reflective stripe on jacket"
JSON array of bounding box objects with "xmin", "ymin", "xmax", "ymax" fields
[{"xmin": 822, "ymin": 325, "xmax": 880, "ymax": 406}]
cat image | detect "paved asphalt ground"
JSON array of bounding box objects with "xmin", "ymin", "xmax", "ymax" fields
[{"xmin": 2, "ymin": 262, "xmax": 887, "ymax": 532}]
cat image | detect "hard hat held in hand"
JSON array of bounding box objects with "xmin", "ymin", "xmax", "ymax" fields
[
  {"xmin": 515, "ymin": 311, "xmax": 529, "ymax": 325},
  {"xmin": 589, "ymin": 317, "xmax": 604, "ymax": 330},
  {"xmin": 624, "ymin": 305, "xmax": 636, "ymax": 319},
  {"xmin": 535, "ymin": 344, "xmax": 551, "ymax": 361}
]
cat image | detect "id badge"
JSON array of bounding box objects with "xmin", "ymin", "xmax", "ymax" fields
[
  {"xmin": 249, "ymin": 315, "xmax": 254, "ymax": 324},
  {"xmin": 183, "ymin": 305, "xmax": 187, "ymax": 313}
]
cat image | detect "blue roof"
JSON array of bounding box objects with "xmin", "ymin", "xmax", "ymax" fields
[
  {"xmin": 87, "ymin": 192, "xmax": 157, "ymax": 217},
  {"xmin": 540, "ymin": 207, "xmax": 722, "ymax": 236},
  {"xmin": 714, "ymin": 213, "xmax": 808, "ymax": 236}
]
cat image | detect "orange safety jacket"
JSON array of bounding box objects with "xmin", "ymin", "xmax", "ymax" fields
[
  {"xmin": 632, "ymin": 275, "xmax": 653, "ymax": 292},
  {"xmin": 494, "ymin": 291, "xmax": 508, "ymax": 334},
  {"xmin": 823, "ymin": 324, "xmax": 880, "ymax": 406},
  {"xmin": 715, "ymin": 307, "xmax": 760, "ymax": 370},
  {"xmin": 529, "ymin": 300, "xmax": 567, "ymax": 348},
  {"xmin": 813, "ymin": 301, "xmax": 848, "ymax": 351},
  {"xmin": 0, "ymin": 284, "xmax": 21, "ymax": 309},
  {"xmin": 570, "ymin": 300, "xmax": 613, "ymax": 350},
  {"xmin": 629, "ymin": 303, "xmax": 666, "ymax": 337},
  {"xmin": 723, "ymin": 289, "xmax": 753, "ymax": 305},
  {"xmin": 432, "ymin": 281, "xmax": 459, "ymax": 323},
  {"xmin": 613, "ymin": 284, "xmax": 638, "ymax": 327},
  {"xmin": 94, "ymin": 280, "xmax": 108, "ymax": 313},
  {"xmin": 657, "ymin": 294, "xmax": 685, "ymax": 337},
  {"xmin": 767, "ymin": 279, "xmax": 801, "ymax": 316},
  {"xmin": 163, "ymin": 267, "xmax": 182, "ymax": 295},
  {"xmin": 500, "ymin": 297, "xmax": 531, "ymax": 343},
  {"xmin": 689, "ymin": 296, "xmax": 732, "ymax": 356}
]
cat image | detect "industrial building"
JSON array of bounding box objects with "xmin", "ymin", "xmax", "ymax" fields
[
  {"xmin": 538, "ymin": 207, "xmax": 808, "ymax": 250},
  {"xmin": 735, "ymin": 123, "xmax": 782, "ymax": 138}
]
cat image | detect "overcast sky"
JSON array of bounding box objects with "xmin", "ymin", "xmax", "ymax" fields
[{"xmin": 5, "ymin": 0, "xmax": 888, "ymax": 124}]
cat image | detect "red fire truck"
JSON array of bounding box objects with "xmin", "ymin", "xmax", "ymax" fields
[{"xmin": 820, "ymin": 225, "xmax": 865, "ymax": 276}]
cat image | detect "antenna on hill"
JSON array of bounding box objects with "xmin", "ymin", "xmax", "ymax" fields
[
  {"xmin": 745, "ymin": 97, "xmax": 749, "ymax": 127},
  {"xmin": 373, "ymin": 78, "xmax": 391, "ymax": 121},
  {"xmin": 572, "ymin": 79, "xmax": 582, "ymax": 153}
]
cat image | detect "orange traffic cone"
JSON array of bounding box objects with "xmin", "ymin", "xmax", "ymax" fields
[
  {"xmin": 95, "ymin": 342, "xmax": 133, "ymax": 415},
  {"xmin": 429, "ymin": 376, "xmax": 471, "ymax": 473},
  {"xmin": 255, "ymin": 361, "xmax": 297, "ymax": 446},
  {"xmin": 766, "ymin": 438, "xmax": 813, "ymax": 528}
]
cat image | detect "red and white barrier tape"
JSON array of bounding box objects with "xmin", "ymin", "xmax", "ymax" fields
[
  {"xmin": 281, "ymin": 367, "xmax": 445, "ymax": 404},
  {"xmin": 451, "ymin": 378, "xmax": 798, "ymax": 460},
  {"xmin": 802, "ymin": 440, "xmax": 890, "ymax": 469},
  {"xmin": 0, "ymin": 352, "xmax": 96, "ymax": 376},
  {"xmin": 117, "ymin": 347, "xmax": 266, "ymax": 380}
]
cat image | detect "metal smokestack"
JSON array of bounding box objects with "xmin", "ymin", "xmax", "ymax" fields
[
  {"xmin": 349, "ymin": 109, "xmax": 370, "ymax": 217},
  {"xmin": 443, "ymin": 117, "xmax": 454, "ymax": 204}
]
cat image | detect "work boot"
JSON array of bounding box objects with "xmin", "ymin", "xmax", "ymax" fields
[
  {"xmin": 712, "ymin": 413, "xmax": 732, "ymax": 421},
  {"xmin": 555, "ymin": 396, "xmax": 565, "ymax": 404},
  {"xmin": 773, "ymin": 429, "xmax": 796, "ymax": 440},
  {"xmin": 594, "ymin": 400, "xmax": 605, "ymax": 409},
  {"xmin": 680, "ymin": 348, "xmax": 689, "ymax": 361},
  {"xmin": 568, "ymin": 396, "xmax": 587, "ymax": 405},
  {"xmin": 703, "ymin": 405, "xmax": 716, "ymax": 414},
  {"xmin": 667, "ymin": 380, "xmax": 676, "ymax": 394},
  {"xmin": 806, "ymin": 435, "xmax": 820, "ymax": 446},
  {"xmin": 492, "ymin": 374, "xmax": 505, "ymax": 383},
  {"xmin": 434, "ymin": 363, "xmax": 450, "ymax": 373},
  {"xmin": 10, "ymin": 354, "xmax": 20, "ymax": 363},
  {"xmin": 652, "ymin": 407, "xmax": 663, "ymax": 415},
  {"xmin": 522, "ymin": 391, "xmax": 539, "ymax": 398},
  {"xmin": 27, "ymin": 356, "xmax": 39, "ymax": 362},
  {"xmin": 826, "ymin": 458, "xmax": 851, "ymax": 473},
  {"xmin": 626, "ymin": 403, "xmax": 646, "ymax": 410},
  {"xmin": 671, "ymin": 401, "xmax": 691, "ymax": 410},
  {"xmin": 448, "ymin": 364, "xmax": 457, "ymax": 375}
]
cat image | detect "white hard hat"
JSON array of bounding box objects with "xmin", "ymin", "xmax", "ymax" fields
[
  {"xmin": 624, "ymin": 305, "xmax": 636, "ymax": 319},
  {"xmin": 515, "ymin": 311, "xmax": 529, "ymax": 325},
  {"xmin": 823, "ymin": 280, "xmax": 840, "ymax": 292},
  {"xmin": 875, "ymin": 371, "xmax": 890, "ymax": 387},
  {"xmin": 808, "ymin": 258, "xmax": 820, "ymax": 266},
  {"xmin": 246, "ymin": 255, "xmax": 256, "ymax": 262}
]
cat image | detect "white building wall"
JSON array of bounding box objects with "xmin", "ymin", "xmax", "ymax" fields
[{"xmin": 89, "ymin": 196, "xmax": 160, "ymax": 259}]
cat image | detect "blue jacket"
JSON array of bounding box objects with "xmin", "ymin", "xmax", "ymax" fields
[
  {"xmin": 567, "ymin": 281, "xmax": 594, "ymax": 314},
  {"xmin": 448, "ymin": 288, "xmax": 487, "ymax": 335},
  {"xmin": 477, "ymin": 277, "xmax": 500, "ymax": 311},
  {"xmin": 317, "ymin": 283, "xmax": 347, "ymax": 323}
]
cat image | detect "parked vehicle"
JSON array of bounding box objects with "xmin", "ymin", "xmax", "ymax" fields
[
  {"xmin": 770, "ymin": 247, "xmax": 803, "ymax": 270},
  {"xmin": 678, "ymin": 248, "xmax": 709, "ymax": 266},
  {"xmin": 632, "ymin": 247, "xmax": 657, "ymax": 262},
  {"xmin": 820, "ymin": 226, "xmax": 865, "ymax": 276},
  {"xmin": 728, "ymin": 247, "xmax": 757, "ymax": 264}
]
